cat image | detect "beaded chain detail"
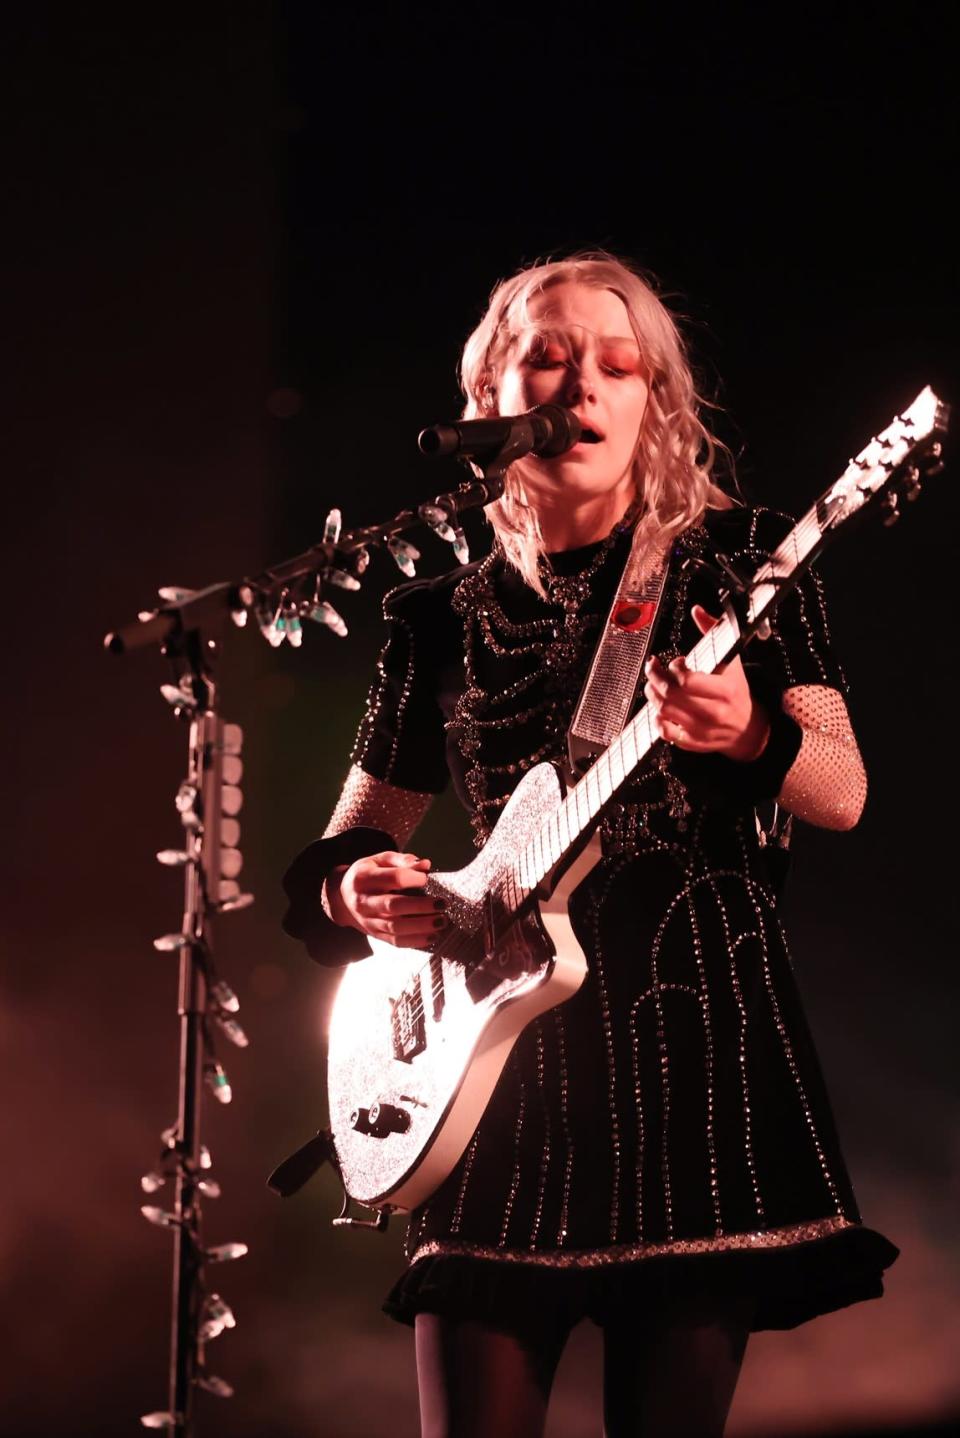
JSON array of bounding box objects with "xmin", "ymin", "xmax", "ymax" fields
[
  {"xmin": 450, "ymin": 515, "xmax": 636, "ymax": 845},
  {"xmin": 410, "ymin": 1215, "xmax": 856, "ymax": 1269}
]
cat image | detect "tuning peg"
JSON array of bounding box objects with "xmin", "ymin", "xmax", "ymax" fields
[
  {"xmin": 286, "ymin": 614, "xmax": 304, "ymax": 647},
  {"xmin": 141, "ymin": 1170, "xmax": 167, "ymax": 1193},
  {"xmin": 323, "ymin": 508, "xmax": 342, "ymax": 544},
  {"xmin": 158, "ymin": 586, "xmax": 196, "ymax": 604},
  {"xmin": 881, "ymin": 492, "xmax": 900, "ymax": 526},
  {"xmin": 452, "ymin": 528, "xmax": 470, "ymax": 563},
  {"xmin": 156, "ymin": 849, "xmax": 190, "ymax": 867},
  {"xmin": 198, "ymin": 1178, "xmax": 222, "ymax": 1199}
]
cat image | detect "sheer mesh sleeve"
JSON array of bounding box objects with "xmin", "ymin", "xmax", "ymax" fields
[{"xmin": 779, "ymin": 685, "xmax": 867, "ymax": 830}]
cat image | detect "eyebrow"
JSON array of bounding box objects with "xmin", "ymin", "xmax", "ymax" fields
[{"xmin": 519, "ymin": 327, "xmax": 640, "ymax": 347}]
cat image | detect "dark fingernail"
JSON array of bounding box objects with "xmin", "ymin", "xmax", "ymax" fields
[
  {"xmin": 433, "ymin": 916, "xmax": 447, "ymax": 929},
  {"xmin": 433, "ymin": 899, "xmax": 446, "ymax": 911}
]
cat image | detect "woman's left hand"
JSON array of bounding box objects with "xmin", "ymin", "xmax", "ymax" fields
[{"xmin": 644, "ymin": 605, "xmax": 771, "ymax": 762}]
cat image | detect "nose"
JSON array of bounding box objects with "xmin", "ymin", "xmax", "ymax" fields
[{"xmin": 563, "ymin": 367, "xmax": 599, "ymax": 406}]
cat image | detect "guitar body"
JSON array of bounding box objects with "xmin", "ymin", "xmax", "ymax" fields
[{"xmin": 327, "ymin": 763, "xmax": 602, "ymax": 1211}]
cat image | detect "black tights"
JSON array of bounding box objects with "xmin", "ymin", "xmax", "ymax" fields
[{"xmin": 415, "ymin": 1296, "xmax": 752, "ymax": 1438}]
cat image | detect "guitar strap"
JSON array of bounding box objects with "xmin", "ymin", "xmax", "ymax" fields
[{"xmin": 566, "ymin": 521, "xmax": 671, "ymax": 773}]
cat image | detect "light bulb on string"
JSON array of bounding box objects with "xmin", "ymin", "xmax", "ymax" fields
[
  {"xmin": 205, "ymin": 1241, "xmax": 248, "ymax": 1263},
  {"xmin": 211, "ymin": 980, "xmax": 240, "ymax": 1013},
  {"xmin": 196, "ymin": 1373, "xmax": 234, "ymax": 1399},
  {"xmin": 388, "ymin": 537, "xmax": 421, "ymax": 577},
  {"xmin": 215, "ymin": 1015, "xmax": 249, "ymax": 1048},
  {"xmin": 204, "ymin": 1062, "xmax": 232, "ymax": 1104},
  {"xmin": 141, "ymin": 1206, "xmax": 182, "ymax": 1229},
  {"xmin": 199, "ymin": 1293, "xmax": 236, "ymax": 1342}
]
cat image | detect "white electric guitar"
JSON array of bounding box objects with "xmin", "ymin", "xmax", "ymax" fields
[{"xmin": 327, "ymin": 388, "xmax": 948, "ymax": 1214}]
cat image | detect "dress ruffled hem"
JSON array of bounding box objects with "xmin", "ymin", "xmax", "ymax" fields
[{"xmin": 383, "ymin": 1223, "xmax": 898, "ymax": 1334}]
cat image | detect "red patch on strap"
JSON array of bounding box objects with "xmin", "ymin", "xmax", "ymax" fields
[{"xmin": 612, "ymin": 599, "xmax": 656, "ymax": 632}]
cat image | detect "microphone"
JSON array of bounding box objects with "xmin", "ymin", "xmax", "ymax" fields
[{"xmin": 418, "ymin": 404, "xmax": 582, "ymax": 461}]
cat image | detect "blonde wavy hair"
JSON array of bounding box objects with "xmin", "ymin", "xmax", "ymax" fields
[{"xmin": 460, "ymin": 250, "xmax": 734, "ymax": 595}]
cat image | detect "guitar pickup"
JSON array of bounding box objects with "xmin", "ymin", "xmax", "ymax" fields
[{"xmin": 390, "ymin": 978, "xmax": 426, "ymax": 1062}]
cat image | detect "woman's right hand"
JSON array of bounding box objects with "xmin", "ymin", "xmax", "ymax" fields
[{"xmin": 325, "ymin": 851, "xmax": 447, "ymax": 949}]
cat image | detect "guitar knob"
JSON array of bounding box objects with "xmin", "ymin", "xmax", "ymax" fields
[{"xmin": 367, "ymin": 1102, "xmax": 410, "ymax": 1137}]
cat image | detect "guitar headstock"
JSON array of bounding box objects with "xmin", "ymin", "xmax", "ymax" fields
[{"xmin": 817, "ymin": 385, "xmax": 949, "ymax": 533}]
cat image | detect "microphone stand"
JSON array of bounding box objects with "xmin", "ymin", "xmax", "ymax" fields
[{"xmin": 107, "ymin": 461, "xmax": 510, "ymax": 1436}]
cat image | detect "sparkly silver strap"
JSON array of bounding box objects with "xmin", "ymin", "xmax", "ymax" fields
[{"xmin": 567, "ymin": 529, "xmax": 670, "ymax": 772}]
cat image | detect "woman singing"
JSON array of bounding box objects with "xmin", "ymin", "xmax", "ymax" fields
[{"xmin": 281, "ymin": 252, "xmax": 897, "ymax": 1437}]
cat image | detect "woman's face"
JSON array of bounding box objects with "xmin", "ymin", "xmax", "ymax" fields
[{"xmin": 493, "ymin": 281, "xmax": 650, "ymax": 501}]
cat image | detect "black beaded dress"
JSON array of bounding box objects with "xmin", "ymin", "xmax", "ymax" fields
[{"xmin": 282, "ymin": 505, "xmax": 897, "ymax": 1335}]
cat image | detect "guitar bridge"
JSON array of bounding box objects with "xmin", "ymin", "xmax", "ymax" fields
[{"xmin": 391, "ymin": 977, "xmax": 426, "ymax": 1062}]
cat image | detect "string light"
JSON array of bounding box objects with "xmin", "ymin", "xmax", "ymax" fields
[
  {"xmin": 211, "ymin": 980, "xmax": 239, "ymax": 1013},
  {"xmin": 156, "ymin": 849, "xmax": 190, "ymax": 867},
  {"xmin": 204, "ymin": 1062, "xmax": 232, "ymax": 1105},
  {"xmin": 140, "ymin": 1409, "xmax": 178, "ymax": 1429},
  {"xmin": 388, "ymin": 537, "xmax": 421, "ymax": 577},
  {"xmin": 215, "ymin": 1015, "xmax": 249, "ymax": 1049},
  {"xmin": 199, "ymin": 1293, "xmax": 236, "ymax": 1342},
  {"xmin": 308, "ymin": 601, "xmax": 348, "ymax": 637},
  {"xmin": 205, "ymin": 1242, "xmax": 248, "ymax": 1263},
  {"xmin": 141, "ymin": 1206, "xmax": 182, "ymax": 1229},
  {"xmin": 196, "ymin": 1374, "xmax": 234, "ymax": 1399},
  {"xmin": 153, "ymin": 933, "xmax": 190, "ymax": 952}
]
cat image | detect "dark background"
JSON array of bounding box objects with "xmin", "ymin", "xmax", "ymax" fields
[{"xmin": 3, "ymin": 6, "xmax": 958, "ymax": 1435}]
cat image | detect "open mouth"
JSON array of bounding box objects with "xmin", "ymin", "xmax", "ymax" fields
[{"xmin": 578, "ymin": 427, "xmax": 603, "ymax": 444}]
